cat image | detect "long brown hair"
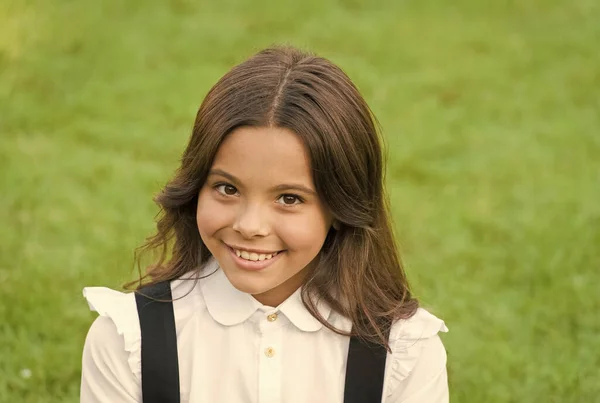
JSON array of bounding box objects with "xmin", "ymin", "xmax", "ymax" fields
[{"xmin": 131, "ymin": 46, "xmax": 418, "ymax": 348}]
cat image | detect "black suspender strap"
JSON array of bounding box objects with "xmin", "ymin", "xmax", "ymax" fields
[
  {"xmin": 343, "ymin": 330, "xmax": 390, "ymax": 403},
  {"xmin": 135, "ymin": 281, "xmax": 180, "ymax": 403}
]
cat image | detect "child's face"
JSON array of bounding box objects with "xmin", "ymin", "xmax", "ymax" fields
[{"xmin": 196, "ymin": 126, "xmax": 333, "ymax": 307}]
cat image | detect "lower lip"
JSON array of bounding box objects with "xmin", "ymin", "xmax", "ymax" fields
[{"xmin": 226, "ymin": 245, "xmax": 285, "ymax": 271}]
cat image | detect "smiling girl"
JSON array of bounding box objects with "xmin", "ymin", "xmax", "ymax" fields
[{"xmin": 81, "ymin": 46, "xmax": 449, "ymax": 403}]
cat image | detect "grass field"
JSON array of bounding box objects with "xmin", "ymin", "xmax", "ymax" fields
[{"xmin": 1, "ymin": 0, "xmax": 599, "ymax": 401}]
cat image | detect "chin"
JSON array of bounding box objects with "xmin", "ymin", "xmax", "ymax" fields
[
  {"xmin": 228, "ymin": 275, "xmax": 273, "ymax": 296},
  {"xmin": 218, "ymin": 264, "xmax": 270, "ymax": 292}
]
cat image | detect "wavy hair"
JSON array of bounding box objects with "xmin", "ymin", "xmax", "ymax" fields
[{"xmin": 131, "ymin": 46, "xmax": 418, "ymax": 348}]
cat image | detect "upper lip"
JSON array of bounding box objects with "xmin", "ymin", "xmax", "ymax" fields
[{"xmin": 225, "ymin": 243, "xmax": 282, "ymax": 254}]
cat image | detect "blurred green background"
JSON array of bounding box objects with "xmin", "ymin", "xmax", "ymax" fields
[{"xmin": 1, "ymin": 0, "xmax": 599, "ymax": 402}]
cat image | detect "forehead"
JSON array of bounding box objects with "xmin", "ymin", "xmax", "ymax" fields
[{"xmin": 211, "ymin": 126, "xmax": 314, "ymax": 186}]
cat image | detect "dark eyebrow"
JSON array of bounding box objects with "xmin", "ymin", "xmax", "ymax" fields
[
  {"xmin": 207, "ymin": 169, "xmax": 316, "ymax": 196},
  {"xmin": 208, "ymin": 169, "xmax": 239, "ymax": 184},
  {"xmin": 271, "ymin": 183, "xmax": 316, "ymax": 196}
]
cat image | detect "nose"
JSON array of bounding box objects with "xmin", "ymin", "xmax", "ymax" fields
[{"xmin": 232, "ymin": 202, "xmax": 270, "ymax": 239}]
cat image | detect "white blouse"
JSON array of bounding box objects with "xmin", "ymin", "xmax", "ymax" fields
[{"xmin": 81, "ymin": 258, "xmax": 449, "ymax": 403}]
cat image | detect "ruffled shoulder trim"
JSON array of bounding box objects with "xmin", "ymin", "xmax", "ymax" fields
[
  {"xmin": 83, "ymin": 287, "xmax": 141, "ymax": 381},
  {"xmin": 386, "ymin": 308, "xmax": 448, "ymax": 397}
]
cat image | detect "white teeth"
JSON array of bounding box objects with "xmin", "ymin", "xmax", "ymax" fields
[{"xmin": 233, "ymin": 249, "xmax": 279, "ymax": 262}]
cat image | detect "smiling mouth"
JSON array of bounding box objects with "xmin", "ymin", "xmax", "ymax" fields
[
  {"xmin": 225, "ymin": 243, "xmax": 285, "ymax": 262},
  {"xmin": 233, "ymin": 248, "xmax": 280, "ymax": 261}
]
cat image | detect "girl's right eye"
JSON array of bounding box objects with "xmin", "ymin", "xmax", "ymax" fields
[{"xmin": 214, "ymin": 183, "xmax": 238, "ymax": 196}]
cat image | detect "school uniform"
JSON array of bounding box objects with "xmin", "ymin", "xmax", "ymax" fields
[{"xmin": 81, "ymin": 258, "xmax": 449, "ymax": 402}]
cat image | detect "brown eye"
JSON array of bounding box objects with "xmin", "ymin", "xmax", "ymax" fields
[
  {"xmin": 277, "ymin": 194, "xmax": 302, "ymax": 206},
  {"xmin": 215, "ymin": 184, "xmax": 238, "ymax": 196}
]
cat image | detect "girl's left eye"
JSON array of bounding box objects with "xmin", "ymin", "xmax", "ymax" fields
[{"xmin": 276, "ymin": 194, "xmax": 303, "ymax": 206}]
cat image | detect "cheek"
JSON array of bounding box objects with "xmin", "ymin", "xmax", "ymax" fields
[
  {"xmin": 196, "ymin": 189, "xmax": 229, "ymax": 236},
  {"xmin": 279, "ymin": 209, "xmax": 331, "ymax": 252}
]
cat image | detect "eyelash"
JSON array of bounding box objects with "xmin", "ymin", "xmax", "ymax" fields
[{"xmin": 213, "ymin": 183, "xmax": 305, "ymax": 206}]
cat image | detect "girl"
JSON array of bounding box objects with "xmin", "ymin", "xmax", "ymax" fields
[{"xmin": 81, "ymin": 46, "xmax": 449, "ymax": 403}]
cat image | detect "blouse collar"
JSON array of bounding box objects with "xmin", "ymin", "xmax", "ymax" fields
[{"xmin": 200, "ymin": 259, "xmax": 332, "ymax": 332}]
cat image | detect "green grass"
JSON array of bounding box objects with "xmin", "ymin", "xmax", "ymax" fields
[{"xmin": 1, "ymin": 0, "xmax": 599, "ymax": 401}]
